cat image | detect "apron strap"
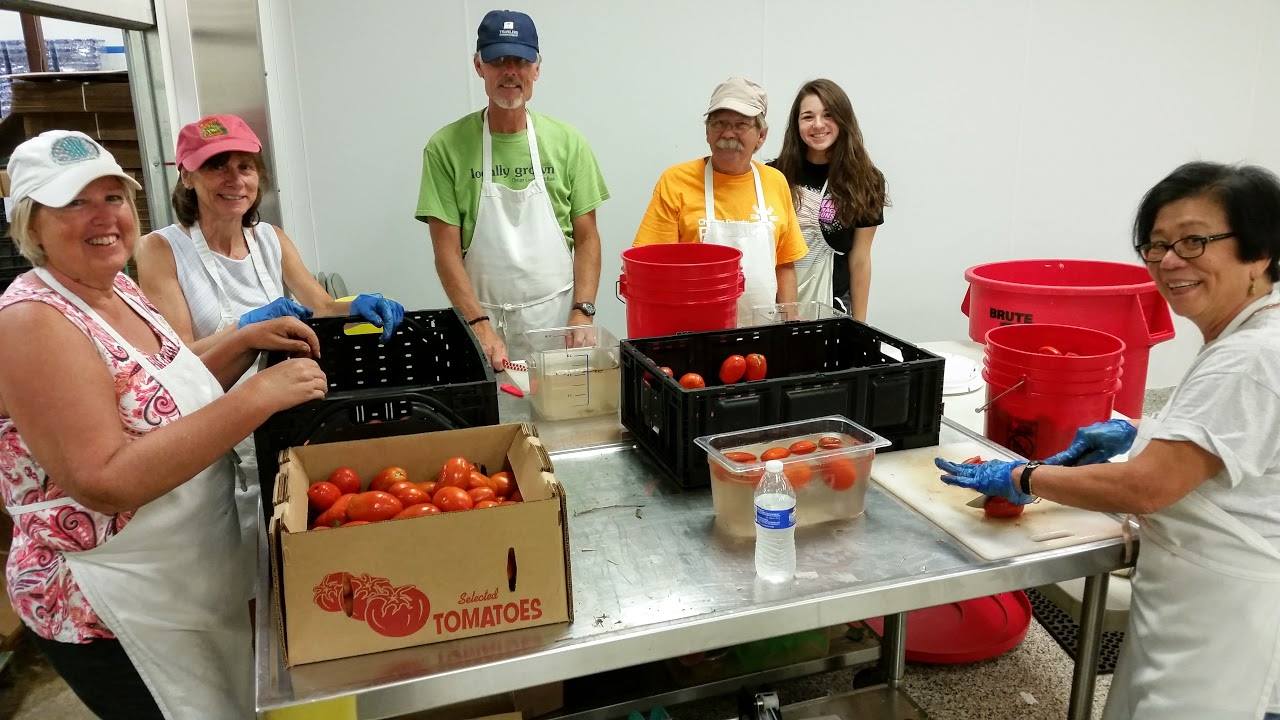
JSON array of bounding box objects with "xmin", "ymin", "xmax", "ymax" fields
[
  {"xmin": 704, "ymin": 160, "xmax": 769, "ymax": 223},
  {"xmin": 6, "ymin": 495, "xmax": 77, "ymax": 516},
  {"xmin": 482, "ymin": 110, "xmax": 544, "ymax": 189},
  {"xmin": 478, "ymin": 281, "xmax": 573, "ymax": 312},
  {"xmin": 190, "ymin": 223, "xmax": 282, "ymax": 330}
]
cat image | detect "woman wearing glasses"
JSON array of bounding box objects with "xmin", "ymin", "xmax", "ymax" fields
[
  {"xmin": 769, "ymin": 79, "xmax": 887, "ymax": 320},
  {"xmin": 937, "ymin": 161, "xmax": 1280, "ymax": 719}
]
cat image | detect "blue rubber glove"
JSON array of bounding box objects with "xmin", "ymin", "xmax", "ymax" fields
[
  {"xmin": 350, "ymin": 293, "xmax": 405, "ymax": 341},
  {"xmin": 934, "ymin": 457, "xmax": 1036, "ymax": 505},
  {"xmin": 1042, "ymin": 419, "xmax": 1137, "ymax": 467},
  {"xmin": 237, "ymin": 297, "xmax": 312, "ymax": 329}
]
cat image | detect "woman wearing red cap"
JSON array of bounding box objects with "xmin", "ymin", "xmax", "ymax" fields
[
  {"xmin": 0, "ymin": 130, "xmax": 326, "ymax": 718},
  {"xmin": 136, "ymin": 114, "xmax": 406, "ymax": 550}
]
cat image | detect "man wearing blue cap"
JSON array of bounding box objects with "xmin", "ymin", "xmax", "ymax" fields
[{"xmin": 417, "ymin": 9, "xmax": 610, "ymax": 369}]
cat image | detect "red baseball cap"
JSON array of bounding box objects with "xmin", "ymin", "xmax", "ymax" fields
[{"xmin": 175, "ymin": 114, "xmax": 262, "ymax": 171}]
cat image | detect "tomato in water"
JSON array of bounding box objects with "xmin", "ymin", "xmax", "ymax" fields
[
  {"xmin": 307, "ymin": 481, "xmax": 342, "ymax": 512},
  {"xmin": 370, "ymin": 467, "xmax": 409, "ymax": 493},
  {"xmin": 760, "ymin": 447, "xmax": 790, "ymax": 461},
  {"xmin": 744, "ymin": 353, "xmax": 767, "ymax": 381},
  {"xmin": 817, "ymin": 436, "xmax": 843, "ymax": 450},
  {"xmin": 679, "ymin": 373, "xmax": 706, "ymax": 389},
  {"xmin": 724, "ymin": 451, "xmax": 757, "ymax": 463},
  {"xmin": 433, "ymin": 485, "xmax": 475, "ymax": 512},
  {"xmin": 783, "ymin": 462, "xmax": 812, "ymax": 489},
  {"xmin": 984, "ymin": 496, "xmax": 1025, "ymax": 519},
  {"xmin": 823, "ymin": 458, "xmax": 859, "ymax": 491},
  {"xmin": 326, "ymin": 467, "xmax": 361, "ymax": 495},
  {"xmin": 719, "ymin": 355, "xmax": 746, "ymax": 384},
  {"xmin": 788, "ymin": 440, "xmax": 817, "ymax": 455},
  {"xmin": 717, "ymin": 450, "xmax": 763, "ymax": 484}
]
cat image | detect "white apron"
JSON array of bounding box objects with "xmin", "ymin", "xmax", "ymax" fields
[
  {"xmin": 189, "ymin": 221, "xmax": 281, "ymax": 552},
  {"xmin": 1103, "ymin": 300, "xmax": 1280, "ymax": 720},
  {"xmin": 464, "ymin": 110, "xmax": 574, "ymax": 362},
  {"xmin": 9, "ymin": 268, "xmax": 253, "ymax": 720},
  {"xmin": 793, "ymin": 181, "xmax": 834, "ymax": 306},
  {"xmin": 701, "ymin": 160, "xmax": 778, "ymax": 325}
]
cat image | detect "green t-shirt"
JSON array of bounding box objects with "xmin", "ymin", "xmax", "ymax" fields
[{"xmin": 415, "ymin": 110, "xmax": 610, "ymax": 252}]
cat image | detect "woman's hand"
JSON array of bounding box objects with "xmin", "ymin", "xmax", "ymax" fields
[
  {"xmin": 1043, "ymin": 419, "xmax": 1137, "ymax": 466},
  {"xmin": 238, "ymin": 297, "xmax": 313, "ymax": 328},
  {"xmin": 350, "ymin": 293, "xmax": 406, "ymax": 342},
  {"xmin": 244, "ymin": 357, "xmax": 327, "ymax": 414},
  {"xmin": 934, "ymin": 457, "xmax": 1035, "ymax": 504},
  {"xmin": 235, "ymin": 316, "xmax": 321, "ymax": 358}
]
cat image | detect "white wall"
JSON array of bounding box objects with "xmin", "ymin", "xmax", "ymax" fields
[{"xmin": 263, "ymin": 0, "xmax": 1280, "ymax": 389}]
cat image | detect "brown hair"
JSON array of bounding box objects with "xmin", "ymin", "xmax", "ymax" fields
[
  {"xmin": 171, "ymin": 151, "xmax": 269, "ymax": 227},
  {"xmin": 775, "ymin": 79, "xmax": 888, "ymax": 227}
]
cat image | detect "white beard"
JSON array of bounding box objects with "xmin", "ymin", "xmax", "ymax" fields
[{"xmin": 493, "ymin": 95, "xmax": 525, "ymax": 110}]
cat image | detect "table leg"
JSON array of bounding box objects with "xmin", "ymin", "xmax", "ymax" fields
[
  {"xmin": 879, "ymin": 612, "xmax": 907, "ymax": 689},
  {"xmin": 1068, "ymin": 573, "xmax": 1110, "ymax": 720}
]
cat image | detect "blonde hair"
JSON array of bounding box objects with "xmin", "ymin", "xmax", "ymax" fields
[{"xmin": 8, "ymin": 181, "xmax": 141, "ymax": 268}]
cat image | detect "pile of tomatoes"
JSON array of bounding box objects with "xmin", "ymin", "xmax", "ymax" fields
[
  {"xmin": 655, "ymin": 352, "xmax": 768, "ymax": 390},
  {"xmin": 306, "ymin": 458, "xmax": 523, "ymax": 530},
  {"xmin": 716, "ymin": 435, "xmax": 863, "ymax": 491}
]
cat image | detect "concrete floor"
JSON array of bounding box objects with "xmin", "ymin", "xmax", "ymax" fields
[{"xmin": 0, "ymin": 618, "xmax": 1109, "ymax": 719}]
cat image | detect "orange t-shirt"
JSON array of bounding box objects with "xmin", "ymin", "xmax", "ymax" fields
[{"xmin": 633, "ymin": 158, "xmax": 808, "ymax": 266}]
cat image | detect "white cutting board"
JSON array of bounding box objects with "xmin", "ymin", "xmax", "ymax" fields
[{"xmin": 872, "ymin": 440, "xmax": 1123, "ymax": 560}]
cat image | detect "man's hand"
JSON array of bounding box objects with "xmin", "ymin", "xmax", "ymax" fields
[
  {"xmin": 1043, "ymin": 419, "xmax": 1137, "ymax": 466},
  {"xmin": 934, "ymin": 457, "xmax": 1035, "ymax": 504},
  {"xmin": 472, "ymin": 321, "xmax": 508, "ymax": 370},
  {"xmin": 568, "ymin": 309, "xmax": 595, "ymax": 327}
]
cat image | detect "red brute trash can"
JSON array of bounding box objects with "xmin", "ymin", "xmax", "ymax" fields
[
  {"xmin": 618, "ymin": 244, "xmax": 744, "ymax": 338},
  {"xmin": 983, "ymin": 324, "xmax": 1125, "ymax": 460},
  {"xmin": 962, "ymin": 259, "xmax": 1173, "ymax": 418}
]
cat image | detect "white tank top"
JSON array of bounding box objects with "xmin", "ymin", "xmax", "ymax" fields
[{"xmin": 155, "ymin": 222, "xmax": 286, "ymax": 340}]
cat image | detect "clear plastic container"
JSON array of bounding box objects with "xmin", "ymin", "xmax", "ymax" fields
[
  {"xmin": 524, "ymin": 324, "xmax": 621, "ymax": 420},
  {"xmin": 695, "ymin": 416, "xmax": 891, "ymax": 537},
  {"xmin": 751, "ymin": 301, "xmax": 846, "ymax": 325}
]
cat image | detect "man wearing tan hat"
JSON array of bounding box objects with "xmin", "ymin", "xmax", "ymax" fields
[{"xmin": 634, "ymin": 76, "xmax": 805, "ymax": 324}]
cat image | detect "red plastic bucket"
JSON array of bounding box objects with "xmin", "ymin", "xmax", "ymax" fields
[
  {"xmin": 983, "ymin": 324, "xmax": 1125, "ymax": 460},
  {"xmin": 618, "ymin": 244, "xmax": 744, "ymax": 338},
  {"xmin": 962, "ymin": 259, "xmax": 1173, "ymax": 417}
]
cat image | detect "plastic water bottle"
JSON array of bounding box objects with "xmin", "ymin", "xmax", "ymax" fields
[{"xmin": 755, "ymin": 459, "xmax": 796, "ymax": 582}]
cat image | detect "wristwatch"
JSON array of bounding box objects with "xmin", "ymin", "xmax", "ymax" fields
[
  {"xmin": 572, "ymin": 301, "xmax": 596, "ymax": 317},
  {"xmin": 1019, "ymin": 461, "xmax": 1042, "ymax": 496}
]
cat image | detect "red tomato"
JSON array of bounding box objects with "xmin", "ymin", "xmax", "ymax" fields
[
  {"xmin": 307, "ymin": 481, "xmax": 342, "ymax": 512},
  {"xmin": 984, "ymin": 497, "xmax": 1025, "ymax": 519},
  {"xmin": 817, "ymin": 436, "xmax": 844, "ymax": 449},
  {"xmin": 370, "ymin": 467, "xmax": 409, "ymax": 493},
  {"xmin": 311, "ymin": 571, "xmax": 349, "ymax": 613},
  {"xmin": 363, "ymin": 581, "xmax": 431, "ymax": 637},
  {"xmin": 469, "ymin": 486, "xmax": 497, "ymax": 503},
  {"xmin": 438, "ymin": 456, "xmax": 474, "ymax": 489},
  {"xmin": 341, "ymin": 520, "xmax": 372, "ymax": 527},
  {"xmin": 311, "ymin": 525, "xmax": 332, "ymax": 531},
  {"xmin": 679, "ymin": 373, "xmax": 706, "ymax": 389},
  {"xmin": 761, "ymin": 447, "xmax": 791, "ymax": 461},
  {"xmin": 659, "ymin": 366, "xmax": 675, "ymax": 377},
  {"xmin": 347, "ymin": 491, "xmax": 404, "ymax": 522},
  {"xmin": 391, "ymin": 486, "xmax": 430, "ymax": 507},
  {"xmin": 433, "ymin": 485, "xmax": 475, "ymax": 512},
  {"xmin": 386, "ymin": 481, "xmax": 416, "ymax": 497},
  {"xmin": 507, "ymin": 490, "xmax": 524, "ymax": 503},
  {"xmin": 724, "ymin": 451, "xmax": 757, "ymax": 463},
  {"xmin": 467, "ymin": 470, "xmax": 493, "ymax": 491},
  {"xmin": 326, "ymin": 467, "xmax": 361, "ymax": 495},
  {"xmin": 415, "ymin": 481, "xmax": 438, "ymax": 498},
  {"xmin": 745, "ymin": 353, "xmax": 767, "ymax": 381},
  {"xmin": 784, "ymin": 462, "xmax": 812, "ymax": 489},
  {"xmin": 394, "ymin": 503, "xmax": 442, "ymax": 520},
  {"xmin": 313, "ymin": 493, "xmax": 356, "ymax": 528},
  {"xmin": 348, "ymin": 573, "xmax": 395, "ymax": 620},
  {"xmin": 719, "ymin": 355, "xmax": 746, "ymax": 384},
  {"xmin": 714, "ymin": 450, "xmax": 763, "ymax": 484},
  {"xmin": 788, "ymin": 440, "xmax": 817, "ymax": 455},
  {"xmin": 488, "ymin": 471, "xmax": 514, "ymax": 498},
  {"xmin": 962, "ymin": 455, "xmax": 986, "ymax": 464},
  {"xmin": 823, "ymin": 458, "xmax": 859, "ymax": 491},
  {"xmin": 474, "ymin": 499, "xmax": 501, "ymax": 509},
  {"xmin": 1037, "ymin": 345, "xmax": 1063, "ymax": 356}
]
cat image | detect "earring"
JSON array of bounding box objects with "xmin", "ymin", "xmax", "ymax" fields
[{"xmin": 1249, "ymin": 276, "xmax": 1256, "ymax": 295}]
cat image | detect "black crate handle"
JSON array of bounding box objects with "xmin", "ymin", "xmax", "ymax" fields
[{"xmin": 286, "ymin": 390, "xmax": 469, "ymax": 448}]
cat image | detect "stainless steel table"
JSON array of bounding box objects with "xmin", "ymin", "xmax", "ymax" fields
[{"xmin": 256, "ymin": 394, "xmax": 1130, "ymax": 719}]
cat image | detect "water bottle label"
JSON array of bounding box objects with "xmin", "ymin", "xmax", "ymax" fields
[{"xmin": 755, "ymin": 504, "xmax": 795, "ymax": 530}]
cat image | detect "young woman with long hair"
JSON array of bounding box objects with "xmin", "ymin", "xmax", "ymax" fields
[{"xmin": 770, "ymin": 79, "xmax": 887, "ymax": 321}]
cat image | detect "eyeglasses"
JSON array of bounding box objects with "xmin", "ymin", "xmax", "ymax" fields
[
  {"xmin": 707, "ymin": 119, "xmax": 757, "ymax": 134},
  {"xmin": 1136, "ymin": 232, "xmax": 1234, "ymax": 262}
]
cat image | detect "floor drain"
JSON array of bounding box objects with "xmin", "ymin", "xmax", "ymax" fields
[{"xmin": 1026, "ymin": 588, "xmax": 1123, "ymax": 674}]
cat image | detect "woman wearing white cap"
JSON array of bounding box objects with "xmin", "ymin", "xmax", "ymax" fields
[
  {"xmin": 0, "ymin": 130, "xmax": 327, "ymax": 718},
  {"xmin": 136, "ymin": 114, "xmax": 406, "ymax": 550}
]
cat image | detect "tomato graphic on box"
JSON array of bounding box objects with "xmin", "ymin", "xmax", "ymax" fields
[{"xmin": 312, "ymin": 571, "xmax": 432, "ymax": 637}]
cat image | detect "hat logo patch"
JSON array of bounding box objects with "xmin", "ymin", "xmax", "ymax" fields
[
  {"xmin": 49, "ymin": 136, "xmax": 100, "ymax": 165},
  {"xmin": 198, "ymin": 118, "xmax": 229, "ymax": 139}
]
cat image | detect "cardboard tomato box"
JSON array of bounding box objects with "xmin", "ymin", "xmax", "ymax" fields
[{"xmin": 268, "ymin": 423, "xmax": 573, "ymax": 666}]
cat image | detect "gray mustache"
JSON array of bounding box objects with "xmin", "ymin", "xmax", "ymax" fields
[{"xmin": 715, "ymin": 138, "xmax": 744, "ymax": 151}]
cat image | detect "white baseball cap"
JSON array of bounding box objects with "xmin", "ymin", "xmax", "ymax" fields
[{"xmin": 9, "ymin": 130, "xmax": 141, "ymax": 208}]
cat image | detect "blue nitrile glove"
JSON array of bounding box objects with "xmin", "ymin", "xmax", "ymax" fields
[
  {"xmin": 237, "ymin": 297, "xmax": 312, "ymax": 329},
  {"xmin": 934, "ymin": 457, "xmax": 1036, "ymax": 505},
  {"xmin": 350, "ymin": 293, "xmax": 405, "ymax": 341},
  {"xmin": 1042, "ymin": 419, "xmax": 1137, "ymax": 467}
]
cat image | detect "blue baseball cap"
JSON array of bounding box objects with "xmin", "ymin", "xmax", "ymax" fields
[{"xmin": 476, "ymin": 10, "xmax": 539, "ymax": 63}]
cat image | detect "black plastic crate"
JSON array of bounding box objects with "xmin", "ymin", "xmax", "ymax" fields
[
  {"xmin": 0, "ymin": 253, "xmax": 32, "ymax": 272},
  {"xmin": 620, "ymin": 318, "xmax": 944, "ymax": 488},
  {"xmin": 253, "ymin": 309, "xmax": 498, "ymax": 506}
]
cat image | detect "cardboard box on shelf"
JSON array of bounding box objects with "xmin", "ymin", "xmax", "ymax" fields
[
  {"xmin": 20, "ymin": 111, "xmax": 138, "ymax": 143},
  {"xmin": 269, "ymin": 423, "xmax": 573, "ymax": 666},
  {"xmin": 9, "ymin": 72, "xmax": 133, "ymax": 113}
]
